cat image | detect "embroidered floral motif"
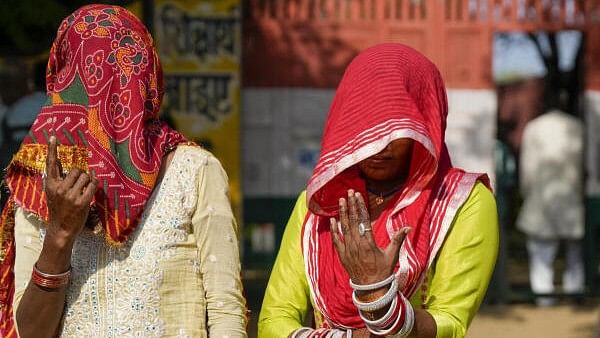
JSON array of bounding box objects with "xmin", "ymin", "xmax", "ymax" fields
[
  {"xmin": 73, "ymin": 8, "xmax": 122, "ymax": 40},
  {"xmin": 107, "ymin": 28, "xmax": 149, "ymax": 88},
  {"xmin": 85, "ymin": 50, "xmax": 105, "ymax": 87},
  {"xmin": 139, "ymin": 73, "xmax": 160, "ymax": 114},
  {"xmin": 110, "ymin": 90, "xmax": 131, "ymax": 128}
]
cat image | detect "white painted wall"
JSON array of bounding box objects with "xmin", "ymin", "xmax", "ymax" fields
[
  {"xmin": 242, "ymin": 88, "xmax": 333, "ymax": 196},
  {"xmin": 446, "ymin": 90, "xmax": 497, "ymax": 185},
  {"xmin": 242, "ymin": 88, "xmax": 497, "ymax": 196}
]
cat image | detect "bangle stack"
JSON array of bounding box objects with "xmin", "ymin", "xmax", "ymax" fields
[
  {"xmin": 31, "ymin": 264, "xmax": 71, "ymax": 289},
  {"xmin": 291, "ymin": 327, "xmax": 352, "ymax": 338},
  {"xmin": 352, "ymin": 277, "xmax": 398, "ymax": 312},
  {"xmin": 350, "ymin": 274, "xmax": 414, "ymax": 337}
]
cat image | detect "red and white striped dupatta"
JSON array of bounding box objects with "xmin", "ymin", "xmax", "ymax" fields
[{"xmin": 301, "ymin": 43, "xmax": 490, "ymax": 329}]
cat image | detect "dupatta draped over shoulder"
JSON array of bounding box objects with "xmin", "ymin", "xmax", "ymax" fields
[
  {"xmin": 302, "ymin": 43, "xmax": 490, "ymax": 329},
  {"xmin": 0, "ymin": 5, "xmax": 187, "ymax": 335}
]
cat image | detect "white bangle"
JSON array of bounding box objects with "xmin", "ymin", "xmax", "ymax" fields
[
  {"xmin": 349, "ymin": 274, "xmax": 395, "ymax": 291},
  {"xmin": 367, "ymin": 305, "xmax": 402, "ymax": 336},
  {"xmin": 394, "ymin": 295, "xmax": 415, "ymax": 337},
  {"xmin": 352, "ymin": 278, "xmax": 398, "ymax": 312},
  {"xmin": 368, "ymin": 294, "xmax": 414, "ymax": 337},
  {"xmin": 325, "ymin": 329, "xmax": 346, "ymax": 338},
  {"xmin": 291, "ymin": 328, "xmax": 313, "ymax": 338},
  {"xmin": 359, "ymin": 293, "xmax": 399, "ymax": 327},
  {"xmin": 346, "ymin": 328, "xmax": 352, "ymax": 338}
]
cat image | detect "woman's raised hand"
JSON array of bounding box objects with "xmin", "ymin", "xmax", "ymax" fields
[
  {"xmin": 329, "ymin": 189, "xmax": 410, "ymax": 288},
  {"xmin": 44, "ymin": 136, "xmax": 98, "ymax": 250}
]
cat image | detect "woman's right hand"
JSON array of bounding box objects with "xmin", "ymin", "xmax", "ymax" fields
[{"xmin": 42, "ymin": 136, "xmax": 97, "ymax": 257}]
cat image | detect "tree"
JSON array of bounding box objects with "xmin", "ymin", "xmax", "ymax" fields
[
  {"xmin": 496, "ymin": 30, "xmax": 585, "ymax": 117},
  {"xmin": 527, "ymin": 31, "xmax": 585, "ymax": 117}
]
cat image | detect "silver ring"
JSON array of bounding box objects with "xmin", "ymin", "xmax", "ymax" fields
[{"xmin": 358, "ymin": 222, "xmax": 372, "ymax": 236}]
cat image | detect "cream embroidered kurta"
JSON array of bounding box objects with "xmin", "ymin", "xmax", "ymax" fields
[{"xmin": 12, "ymin": 146, "xmax": 247, "ymax": 337}]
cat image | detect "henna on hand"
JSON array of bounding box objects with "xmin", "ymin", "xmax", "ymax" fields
[{"xmin": 330, "ymin": 189, "xmax": 410, "ymax": 301}]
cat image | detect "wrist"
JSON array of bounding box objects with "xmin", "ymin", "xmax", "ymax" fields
[
  {"xmin": 38, "ymin": 235, "xmax": 74, "ymax": 274},
  {"xmin": 31, "ymin": 263, "xmax": 71, "ymax": 289},
  {"xmin": 44, "ymin": 224, "xmax": 78, "ymax": 249},
  {"xmin": 356, "ymin": 286, "xmax": 389, "ymax": 302}
]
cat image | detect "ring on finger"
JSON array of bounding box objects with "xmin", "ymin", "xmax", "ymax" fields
[{"xmin": 358, "ymin": 222, "xmax": 372, "ymax": 236}]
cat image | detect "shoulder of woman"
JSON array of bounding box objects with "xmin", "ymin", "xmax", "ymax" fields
[
  {"xmin": 174, "ymin": 144, "xmax": 222, "ymax": 168},
  {"xmin": 453, "ymin": 181, "xmax": 497, "ymax": 226},
  {"xmin": 465, "ymin": 181, "xmax": 496, "ymax": 208},
  {"xmin": 293, "ymin": 191, "xmax": 309, "ymax": 218}
]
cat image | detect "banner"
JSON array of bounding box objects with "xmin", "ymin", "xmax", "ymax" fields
[{"xmin": 154, "ymin": 0, "xmax": 242, "ymax": 219}]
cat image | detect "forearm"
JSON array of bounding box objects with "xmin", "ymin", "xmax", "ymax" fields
[
  {"xmin": 200, "ymin": 217, "xmax": 247, "ymax": 336},
  {"xmin": 16, "ymin": 237, "xmax": 72, "ymax": 338},
  {"xmin": 261, "ymin": 315, "xmax": 305, "ymax": 338},
  {"xmin": 16, "ymin": 136, "xmax": 95, "ymax": 337},
  {"xmin": 205, "ymin": 281, "xmax": 247, "ymax": 336},
  {"xmin": 409, "ymin": 309, "xmax": 436, "ymax": 338},
  {"xmin": 356, "ymin": 277, "xmax": 434, "ymax": 337},
  {"xmin": 357, "ymin": 303, "xmax": 436, "ymax": 337}
]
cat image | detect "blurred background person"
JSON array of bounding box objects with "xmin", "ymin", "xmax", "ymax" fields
[
  {"xmin": 1, "ymin": 61, "xmax": 46, "ymax": 156},
  {"xmin": 517, "ymin": 105, "xmax": 584, "ymax": 306},
  {"xmin": 0, "ymin": 60, "xmax": 31, "ymax": 211},
  {"xmin": 0, "ymin": 60, "xmax": 47, "ymax": 175}
]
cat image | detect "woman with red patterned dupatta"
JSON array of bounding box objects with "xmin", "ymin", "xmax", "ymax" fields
[
  {"xmin": 259, "ymin": 44, "xmax": 498, "ymax": 337},
  {"xmin": 0, "ymin": 5, "xmax": 247, "ymax": 337}
]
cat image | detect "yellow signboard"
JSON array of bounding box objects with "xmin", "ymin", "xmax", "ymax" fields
[{"xmin": 153, "ymin": 0, "xmax": 242, "ymax": 219}]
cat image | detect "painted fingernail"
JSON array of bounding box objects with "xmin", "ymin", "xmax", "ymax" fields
[
  {"xmin": 403, "ymin": 227, "xmax": 411, "ymax": 234},
  {"xmin": 49, "ymin": 135, "xmax": 56, "ymax": 143},
  {"xmin": 348, "ymin": 189, "xmax": 354, "ymax": 196}
]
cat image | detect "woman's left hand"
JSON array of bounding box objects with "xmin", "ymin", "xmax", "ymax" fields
[{"xmin": 330, "ymin": 189, "xmax": 410, "ymax": 290}]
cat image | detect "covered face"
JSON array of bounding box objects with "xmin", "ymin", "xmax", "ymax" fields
[
  {"xmin": 306, "ymin": 43, "xmax": 451, "ymax": 216},
  {"xmin": 4, "ymin": 5, "xmax": 187, "ymax": 243},
  {"xmin": 357, "ymin": 138, "xmax": 415, "ymax": 184}
]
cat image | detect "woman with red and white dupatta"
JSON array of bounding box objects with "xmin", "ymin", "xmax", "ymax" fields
[{"xmin": 259, "ymin": 44, "xmax": 498, "ymax": 337}]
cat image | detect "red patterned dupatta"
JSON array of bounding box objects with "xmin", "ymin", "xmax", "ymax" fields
[
  {"xmin": 0, "ymin": 5, "xmax": 187, "ymax": 335},
  {"xmin": 302, "ymin": 44, "xmax": 490, "ymax": 329}
]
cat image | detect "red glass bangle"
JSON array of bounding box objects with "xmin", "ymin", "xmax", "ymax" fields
[{"xmin": 31, "ymin": 264, "xmax": 71, "ymax": 289}]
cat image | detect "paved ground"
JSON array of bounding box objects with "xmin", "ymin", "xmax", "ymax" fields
[{"xmin": 467, "ymin": 304, "xmax": 599, "ymax": 338}]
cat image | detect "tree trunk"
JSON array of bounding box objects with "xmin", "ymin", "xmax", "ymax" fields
[{"xmin": 527, "ymin": 31, "xmax": 585, "ymax": 117}]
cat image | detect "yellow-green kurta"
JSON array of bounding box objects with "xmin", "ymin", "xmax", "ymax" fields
[{"xmin": 259, "ymin": 182, "xmax": 498, "ymax": 338}]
